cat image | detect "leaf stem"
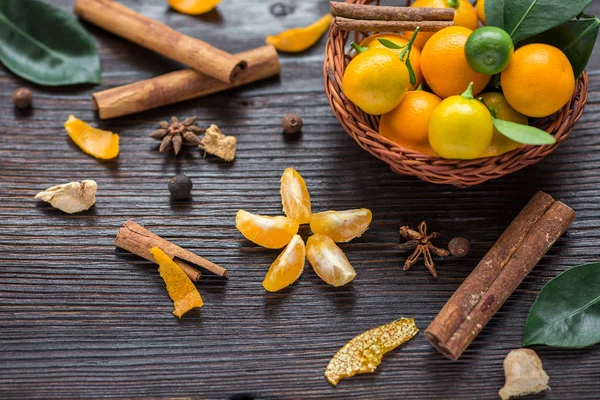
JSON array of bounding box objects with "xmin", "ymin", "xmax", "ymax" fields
[
  {"xmin": 350, "ymin": 42, "xmax": 368, "ymax": 54},
  {"xmin": 460, "ymin": 82, "xmax": 475, "ymax": 100}
]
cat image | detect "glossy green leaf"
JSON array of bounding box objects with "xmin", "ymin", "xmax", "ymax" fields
[
  {"xmin": 377, "ymin": 38, "xmax": 404, "ymax": 50},
  {"xmin": 0, "ymin": 0, "xmax": 101, "ymax": 86},
  {"xmin": 520, "ymin": 15, "xmax": 600, "ymax": 78},
  {"xmin": 485, "ymin": 0, "xmax": 592, "ymax": 43},
  {"xmin": 523, "ymin": 262, "xmax": 600, "ymax": 348},
  {"xmin": 492, "ymin": 118, "xmax": 556, "ymax": 145}
]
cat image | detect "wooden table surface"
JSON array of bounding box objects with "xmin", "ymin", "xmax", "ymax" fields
[{"xmin": 1, "ymin": 1, "xmax": 599, "ymax": 398}]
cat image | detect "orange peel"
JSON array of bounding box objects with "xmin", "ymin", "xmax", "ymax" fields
[
  {"xmin": 64, "ymin": 115, "xmax": 119, "ymax": 159},
  {"xmin": 266, "ymin": 14, "xmax": 332, "ymax": 53},
  {"xmin": 167, "ymin": 0, "xmax": 221, "ymax": 15}
]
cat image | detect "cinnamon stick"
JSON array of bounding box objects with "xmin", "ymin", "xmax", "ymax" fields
[
  {"xmin": 331, "ymin": 2, "xmax": 454, "ymax": 21},
  {"xmin": 93, "ymin": 45, "xmax": 280, "ymax": 119},
  {"xmin": 425, "ymin": 192, "xmax": 575, "ymax": 360},
  {"xmin": 333, "ymin": 17, "xmax": 454, "ymax": 32},
  {"xmin": 115, "ymin": 220, "xmax": 228, "ymax": 278},
  {"xmin": 74, "ymin": 0, "xmax": 246, "ymax": 83}
]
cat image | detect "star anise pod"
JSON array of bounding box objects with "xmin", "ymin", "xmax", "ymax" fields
[
  {"xmin": 398, "ymin": 221, "xmax": 449, "ymax": 278},
  {"xmin": 150, "ymin": 116, "xmax": 203, "ymax": 155}
]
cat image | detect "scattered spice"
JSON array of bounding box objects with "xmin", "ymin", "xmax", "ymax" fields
[
  {"xmin": 200, "ymin": 124, "xmax": 237, "ymax": 162},
  {"xmin": 168, "ymin": 174, "xmax": 193, "ymax": 200},
  {"xmin": 152, "ymin": 246, "xmax": 203, "ymax": 317},
  {"xmin": 448, "ymin": 237, "xmax": 470, "ymax": 257},
  {"xmin": 499, "ymin": 349, "xmax": 549, "ymax": 400},
  {"xmin": 282, "ymin": 113, "xmax": 303, "ymax": 134},
  {"xmin": 12, "ymin": 87, "xmax": 32, "ymax": 109},
  {"xmin": 324, "ymin": 317, "xmax": 419, "ymax": 386},
  {"xmin": 399, "ymin": 221, "xmax": 449, "ymax": 278},
  {"xmin": 425, "ymin": 192, "xmax": 576, "ymax": 360},
  {"xmin": 35, "ymin": 180, "xmax": 97, "ymax": 214},
  {"xmin": 150, "ymin": 116, "xmax": 203, "ymax": 155},
  {"xmin": 64, "ymin": 115, "xmax": 119, "ymax": 159}
]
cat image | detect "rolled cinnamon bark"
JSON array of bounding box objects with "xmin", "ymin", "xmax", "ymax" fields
[
  {"xmin": 425, "ymin": 192, "xmax": 576, "ymax": 360},
  {"xmin": 93, "ymin": 45, "xmax": 280, "ymax": 119},
  {"xmin": 333, "ymin": 17, "xmax": 454, "ymax": 32},
  {"xmin": 331, "ymin": 2, "xmax": 454, "ymax": 21},
  {"xmin": 74, "ymin": 0, "xmax": 246, "ymax": 83}
]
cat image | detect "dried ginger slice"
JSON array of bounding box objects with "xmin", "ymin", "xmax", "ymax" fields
[
  {"xmin": 151, "ymin": 247, "xmax": 203, "ymax": 317},
  {"xmin": 200, "ymin": 124, "xmax": 236, "ymax": 162},
  {"xmin": 325, "ymin": 317, "xmax": 419, "ymax": 386}
]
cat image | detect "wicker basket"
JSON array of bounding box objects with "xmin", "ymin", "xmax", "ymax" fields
[{"xmin": 324, "ymin": 0, "xmax": 589, "ymax": 187}]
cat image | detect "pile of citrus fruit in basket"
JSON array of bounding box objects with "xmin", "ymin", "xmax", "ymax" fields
[{"xmin": 340, "ymin": 0, "xmax": 592, "ymax": 160}]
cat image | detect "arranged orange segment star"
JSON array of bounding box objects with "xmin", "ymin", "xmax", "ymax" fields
[
  {"xmin": 263, "ymin": 234, "xmax": 306, "ymax": 292},
  {"xmin": 281, "ymin": 167, "xmax": 312, "ymax": 224},
  {"xmin": 151, "ymin": 247, "xmax": 203, "ymax": 318},
  {"xmin": 64, "ymin": 115, "xmax": 119, "ymax": 159},
  {"xmin": 236, "ymin": 210, "xmax": 299, "ymax": 249},
  {"xmin": 310, "ymin": 209, "xmax": 372, "ymax": 243}
]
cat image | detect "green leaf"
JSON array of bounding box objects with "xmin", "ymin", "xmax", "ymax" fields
[
  {"xmin": 406, "ymin": 56, "xmax": 416, "ymax": 87},
  {"xmin": 492, "ymin": 118, "xmax": 556, "ymax": 145},
  {"xmin": 0, "ymin": 0, "xmax": 101, "ymax": 86},
  {"xmin": 485, "ymin": 0, "xmax": 592, "ymax": 43},
  {"xmin": 519, "ymin": 15, "xmax": 600, "ymax": 78},
  {"xmin": 523, "ymin": 262, "xmax": 600, "ymax": 348},
  {"xmin": 377, "ymin": 38, "xmax": 404, "ymax": 50}
]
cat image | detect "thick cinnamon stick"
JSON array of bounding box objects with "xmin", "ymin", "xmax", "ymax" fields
[
  {"xmin": 74, "ymin": 0, "xmax": 246, "ymax": 83},
  {"xmin": 115, "ymin": 220, "xmax": 228, "ymax": 278},
  {"xmin": 93, "ymin": 45, "xmax": 280, "ymax": 119},
  {"xmin": 333, "ymin": 17, "xmax": 453, "ymax": 32},
  {"xmin": 425, "ymin": 192, "xmax": 575, "ymax": 360},
  {"xmin": 331, "ymin": 2, "xmax": 454, "ymax": 21}
]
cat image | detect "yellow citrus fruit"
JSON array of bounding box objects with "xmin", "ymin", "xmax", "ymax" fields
[
  {"xmin": 379, "ymin": 90, "xmax": 442, "ymax": 156},
  {"xmin": 501, "ymin": 43, "xmax": 575, "ymax": 118},
  {"xmin": 280, "ymin": 167, "xmax": 311, "ymax": 224},
  {"xmin": 342, "ymin": 48, "xmax": 410, "ymax": 115},
  {"xmin": 421, "ymin": 26, "xmax": 491, "ymax": 99},
  {"xmin": 309, "ymin": 209, "xmax": 372, "ymax": 243},
  {"xmin": 306, "ymin": 234, "xmax": 356, "ymax": 287},
  {"xmin": 476, "ymin": 0, "xmax": 486, "ymax": 25},
  {"xmin": 235, "ymin": 210, "xmax": 299, "ymax": 249},
  {"xmin": 405, "ymin": 0, "xmax": 478, "ymax": 50},
  {"xmin": 359, "ymin": 33, "xmax": 423, "ymax": 89},
  {"xmin": 167, "ymin": 0, "xmax": 221, "ymax": 15},
  {"xmin": 479, "ymin": 92, "xmax": 528, "ymax": 157},
  {"xmin": 64, "ymin": 115, "xmax": 119, "ymax": 159},
  {"xmin": 429, "ymin": 82, "xmax": 493, "ymax": 159},
  {"xmin": 266, "ymin": 14, "xmax": 332, "ymax": 53},
  {"xmin": 262, "ymin": 235, "xmax": 306, "ymax": 292}
]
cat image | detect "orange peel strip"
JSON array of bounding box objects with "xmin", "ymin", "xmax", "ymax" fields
[
  {"xmin": 64, "ymin": 114, "xmax": 119, "ymax": 159},
  {"xmin": 325, "ymin": 317, "xmax": 419, "ymax": 386},
  {"xmin": 266, "ymin": 14, "xmax": 332, "ymax": 53},
  {"xmin": 151, "ymin": 246, "xmax": 203, "ymax": 318},
  {"xmin": 167, "ymin": 0, "xmax": 221, "ymax": 15}
]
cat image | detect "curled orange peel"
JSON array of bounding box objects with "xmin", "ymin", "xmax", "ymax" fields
[
  {"xmin": 266, "ymin": 14, "xmax": 332, "ymax": 53},
  {"xmin": 64, "ymin": 115, "xmax": 119, "ymax": 159}
]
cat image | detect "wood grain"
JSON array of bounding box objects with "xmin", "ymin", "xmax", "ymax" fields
[{"xmin": 1, "ymin": 0, "xmax": 599, "ymax": 398}]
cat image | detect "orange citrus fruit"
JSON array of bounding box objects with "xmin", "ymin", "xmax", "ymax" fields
[
  {"xmin": 263, "ymin": 235, "xmax": 306, "ymax": 292},
  {"xmin": 280, "ymin": 167, "xmax": 311, "ymax": 224},
  {"xmin": 479, "ymin": 92, "xmax": 528, "ymax": 157},
  {"xmin": 500, "ymin": 43, "xmax": 575, "ymax": 118},
  {"xmin": 405, "ymin": 0, "xmax": 478, "ymax": 50},
  {"xmin": 420, "ymin": 26, "xmax": 491, "ymax": 99},
  {"xmin": 359, "ymin": 33, "xmax": 423, "ymax": 90},
  {"xmin": 306, "ymin": 234, "xmax": 356, "ymax": 287},
  {"xmin": 379, "ymin": 90, "xmax": 442, "ymax": 156},
  {"xmin": 235, "ymin": 210, "xmax": 299, "ymax": 249},
  {"xmin": 64, "ymin": 115, "xmax": 119, "ymax": 159},
  {"xmin": 342, "ymin": 48, "xmax": 410, "ymax": 115},
  {"xmin": 167, "ymin": 0, "xmax": 221, "ymax": 15},
  {"xmin": 310, "ymin": 209, "xmax": 372, "ymax": 243},
  {"xmin": 476, "ymin": 0, "xmax": 486, "ymax": 25}
]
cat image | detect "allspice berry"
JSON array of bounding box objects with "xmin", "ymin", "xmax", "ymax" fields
[
  {"xmin": 282, "ymin": 114, "xmax": 303, "ymax": 134},
  {"xmin": 448, "ymin": 237, "xmax": 470, "ymax": 257},
  {"xmin": 12, "ymin": 87, "xmax": 32, "ymax": 109},
  {"xmin": 168, "ymin": 174, "xmax": 193, "ymax": 200}
]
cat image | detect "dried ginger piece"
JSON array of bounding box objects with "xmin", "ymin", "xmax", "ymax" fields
[
  {"xmin": 499, "ymin": 348, "xmax": 549, "ymax": 400},
  {"xmin": 35, "ymin": 180, "xmax": 97, "ymax": 214},
  {"xmin": 151, "ymin": 247, "xmax": 203, "ymax": 317},
  {"xmin": 200, "ymin": 124, "xmax": 236, "ymax": 162},
  {"xmin": 325, "ymin": 317, "xmax": 419, "ymax": 386}
]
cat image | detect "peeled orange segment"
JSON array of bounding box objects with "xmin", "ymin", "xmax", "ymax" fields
[
  {"xmin": 167, "ymin": 0, "xmax": 221, "ymax": 15},
  {"xmin": 306, "ymin": 234, "xmax": 356, "ymax": 287},
  {"xmin": 266, "ymin": 14, "xmax": 332, "ymax": 53},
  {"xmin": 310, "ymin": 209, "xmax": 372, "ymax": 243},
  {"xmin": 280, "ymin": 167, "xmax": 312, "ymax": 224},
  {"xmin": 151, "ymin": 247, "xmax": 203, "ymax": 318},
  {"xmin": 64, "ymin": 115, "xmax": 119, "ymax": 159},
  {"xmin": 262, "ymin": 235, "xmax": 306, "ymax": 292},
  {"xmin": 236, "ymin": 210, "xmax": 299, "ymax": 249}
]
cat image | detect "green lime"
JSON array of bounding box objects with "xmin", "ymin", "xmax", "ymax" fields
[{"xmin": 465, "ymin": 27, "xmax": 514, "ymax": 75}]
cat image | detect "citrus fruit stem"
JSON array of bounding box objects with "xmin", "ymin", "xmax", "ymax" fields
[
  {"xmin": 350, "ymin": 42, "xmax": 368, "ymax": 54},
  {"xmin": 445, "ymin": 0, "xmax": 459, "ymax": 8},
  {"xmin": 460, "ymin": 82, "xmax": 475, "ymax": 100},
  {"xmin": 399, "ymin": 27, "xmax": 420, "ymax": 86}
]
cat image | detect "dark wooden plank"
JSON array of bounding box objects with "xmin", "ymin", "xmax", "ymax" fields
[{"xmin": 1, "ymin": 0, "xmax": 599, "ymax": 398}]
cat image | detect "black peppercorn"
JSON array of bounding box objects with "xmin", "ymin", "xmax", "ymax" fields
[
  {"xmin": 282, "ymin": 114, "xmax": 303, "ymax": 134},
  {"xmin": 12, "ymin": 87, "xmax": 32, "ymax": 109},
  {"xmin": 448, "ymin": 237, "xmax": 470, "ymax": 257},
  {"xmin": 168, "ymin": 174, "xmax": 193, "ymax": 200}
]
